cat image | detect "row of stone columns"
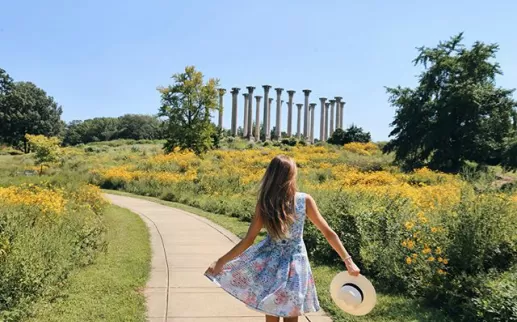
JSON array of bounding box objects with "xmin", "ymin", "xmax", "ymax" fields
[{"xmin": 217, "ymin": 87, "xmax": 345, "ymax": 142}]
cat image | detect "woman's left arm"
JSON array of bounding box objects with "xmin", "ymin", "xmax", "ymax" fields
[{"xmin": 205, "ymin": 203, "xmax": 263, "ymax": 276}]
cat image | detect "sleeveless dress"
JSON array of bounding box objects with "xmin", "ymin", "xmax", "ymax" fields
[{"xmin": 205, "ymin": 192, "xmax": 320, "ymax": 317}]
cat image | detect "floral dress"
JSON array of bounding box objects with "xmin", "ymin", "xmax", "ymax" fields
[{"xmin": 205, "ymin": 192, "xmax": 320, "ymax": 317}]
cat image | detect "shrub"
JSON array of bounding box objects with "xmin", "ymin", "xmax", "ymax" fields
[{"xmin": 0, "ymin": 183, "xmax": 106, "ymax": 321}]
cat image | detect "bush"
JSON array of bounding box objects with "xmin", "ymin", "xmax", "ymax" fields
[
  {"xmin": 472, "ymin": 269, "xmax": 517, "ymax": 322},
  {"xmin": 0, "ymin": 184, "xmax": 106, "ymax": 321},
  {"xmin": 281, "ymin": 137, "xmax": 298, "ymax": 147}
]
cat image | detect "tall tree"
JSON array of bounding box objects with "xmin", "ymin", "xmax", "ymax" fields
[
  {"xmin": 158, "ymin": 66, "xmax": 219, "ymax": 154},
  {"xmin": 384, "ymin": 33, "xmax": 517, "ymax": 172},
  {"xmin": 0, "ymin": 81, "xmax": 64, "ymax": 152}
]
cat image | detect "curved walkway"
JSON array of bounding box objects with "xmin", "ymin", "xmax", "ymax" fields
[{"xmin": 105, "ymin": 194, "xmax": 332, "ymax": 322}]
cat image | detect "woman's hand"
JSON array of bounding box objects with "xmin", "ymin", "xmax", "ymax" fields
[
  {"xmin": 344, "ymin": 257, "xmax": 361, "ymax": 276},
  {"xmin": 205, "ymin": 260, "xmax": 224, "ymax": 276}
]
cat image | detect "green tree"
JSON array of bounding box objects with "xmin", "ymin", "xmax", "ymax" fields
[
  {"xmin": 118, "ymin": 114, "xmax": 163, "ymax": 140},
  {"xmin": 158, "ymin": 66, "xmax": 219, "ymax": 154},
  {"xmin": 0, "ymin": 68, "xmax": 13, "ymax": 98},
  {"xmin": 25, "ymin": 134, "xmax": 62, "ymax": 175},
  {"xmin": 384, "ymin": 33, "xmax": 517, "ymax": 172},
  {"xmin": 0, "ymin": 81, "xmax": 64, "ymax": 152},
  {"xmin": 328, "ymin": 125, "xmax": 371, "ymax": 145}
]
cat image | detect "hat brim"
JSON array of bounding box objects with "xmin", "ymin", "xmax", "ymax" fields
[{"xmin": 330, "ymin": 272, "xmax": 377, "ymax": 316}]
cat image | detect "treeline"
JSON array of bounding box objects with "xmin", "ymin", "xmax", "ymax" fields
[
  {"xmin": 0, "ymin": 67, "xmax": 164, "ymax": 149},
  {"xmin": 63, "ymin": 114, "xmax": 164, "ymax": 146}
]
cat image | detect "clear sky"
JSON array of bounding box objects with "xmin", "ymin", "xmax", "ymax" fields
[{"xmin": 2, "ymin": 0, "xmax": 516, "ymax": 141}]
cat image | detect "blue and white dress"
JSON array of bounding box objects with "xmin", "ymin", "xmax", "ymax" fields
[{"xmin": 205, "ymin": 192, "xmax": 320, "ymax": 317}]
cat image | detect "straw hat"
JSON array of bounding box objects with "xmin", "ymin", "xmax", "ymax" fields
[{"xmin": 330, "ymin": 272, "xmax": 377, "ymax": 316}]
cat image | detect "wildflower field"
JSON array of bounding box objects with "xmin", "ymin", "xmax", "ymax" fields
[
  {"xmin": 85, "ymin": 140, "xmax": 517, "ymax": 321},
  {"xmin": 2, "ymin": 139, "xmax": 516, "ymax": 321},
  {"xmin": 0, "ymin": 147, "xmax": 150, "ymax": 322},
  {"xmin": 0, "ymin": 181, "xmax": 107, "ymax": 321}
]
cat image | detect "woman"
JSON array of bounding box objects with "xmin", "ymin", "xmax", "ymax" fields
[{"xmin": 205, "ymin": 155, "xmax": 360, "ymax": 322}]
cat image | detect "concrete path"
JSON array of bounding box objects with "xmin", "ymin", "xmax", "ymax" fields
[{"xmin": 105, "ymin": 194, "xmax": 332, "ymax": 322}]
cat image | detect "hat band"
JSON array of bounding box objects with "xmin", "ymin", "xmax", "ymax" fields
[{"xmin": 342, "ymin": 283, "xmax": 364, "ymax": 302}]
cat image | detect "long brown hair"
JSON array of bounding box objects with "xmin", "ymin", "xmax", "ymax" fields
[{"xmin": 258, "ymin": 155, "xmax": 297, "ymax": 240}]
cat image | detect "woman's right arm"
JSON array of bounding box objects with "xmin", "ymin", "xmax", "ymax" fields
[{"xmin": 305, "ymin": 194, "xmax": 360, "ymax": 276}]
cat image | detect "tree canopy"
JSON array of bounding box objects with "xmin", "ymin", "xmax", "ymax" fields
[
  {"xmin": 328, "ymin": 125, "xmax": 371, "ymax": 145},
  {"xmin": 0, "ymin": 79, "xmax": 64, "ymax": 152},
  {"xmin": 384, "ymin": 33, "xmax": 517, "ymax": 172},
  {"xmin": 158, "ymin": 66, "xmax": 219, "ymax": 154}
]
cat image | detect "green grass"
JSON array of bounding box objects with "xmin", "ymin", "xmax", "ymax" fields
[
  {"xmin": 103, "ymin": 190, "xmax": 452, "ymax": 322},
  {"xmin": 27, "ymin": 205, "xmax": 151, "ymax": 322}
]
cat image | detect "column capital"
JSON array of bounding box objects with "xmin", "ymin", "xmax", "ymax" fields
[
  {"xmin": 296, "ymin": 103, "xmax": 303, "ymax": 109},
  {"xmin": 243, "ymin": 93, "xmax": 249, "ymax": 97},
  {"xmin": 255, "ymin": 95, "xmax": 263, "ymax": 100},
  {"xmin": 325, "ymin": 102, "xmax": 330, "ymax": 108},
  {"xmin": 246, "ymin": 86, "xmax": 255, "ymax": 91},
  {"xmin": 262, "ymin": 85, "xmax": 272, "ymax": 91},
  {"xmin": 268, "ymin": 98, "xmax": 273, "ymax": 103},
  {"xmin": 218, "ymin": 88, "xmax": 226, "ymax": 95},
  {"xmin": 319, "ymin": 97, "xmax": 327, "ymax": 102},
  {"xmin": 287, "ymin": 90, "xmax": 296, "ymax": 96},
  {"xmin": 309, "ymin": 103, "xmax": 317, "ymax": 109},
  {"xmin": 274, "ymin": 88, "xmax": 284, "ymax": 93},
  {"xmin": 341, "ymin": 101, "xmax": 347, "ymax": 106},
  {"xmin": 303, "ymin": 89, "xmax": 311, "ymax": 95},
  {"xmin": 231, "ymin": 87, "xmax": 240, "ymax": 94},
  {"xmin": 329, "ymin": 99, "xmax": 336, "ymax": 104},
  {"xmin": 334, "ymin": 96, "xmax": 343, "ymax": 101}
]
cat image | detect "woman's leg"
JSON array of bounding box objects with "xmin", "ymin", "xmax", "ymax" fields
[
  {"xmin": 283, "ymin": 317, "xmax": 298, "ymax": 322},
  {"xmin": 265, "ymin": 315, "xmax": 280, "ymax": 322}
]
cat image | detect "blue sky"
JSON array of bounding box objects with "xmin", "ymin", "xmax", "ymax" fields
[{"xmin": 2, "ymin": 0, "xmax": 516, "ymax": 141}]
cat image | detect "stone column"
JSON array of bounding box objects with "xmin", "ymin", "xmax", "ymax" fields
[
  {"xmin": 246, "ymin": 86, "xmax": 255, "ymax": 139},
  {"xmin": 335, "ymin": 97, "xmax": 343, "ymax": 130},
  {"xmin": 286, "ymin": 90, "xmax": 295, "ymax": 137},
  {"xmin": 247, "ymin": 95, "xmax": 254, "ymax": 140},
  {"xmin": 324, "ymin": 102, "xmax": 330, "ymax": 141},
  {"xmin": 309, "ymin": 103, "xmax": 316, "ymax": 144},
  {"xmin": 296, "ymin": 103, "xmax": 303, "ymax": 139},
  {"xmin": 242, "ymin": 93, "xmax": 249, "ymax": 136},
  {"xmin": 329, "ymin": 99, "xmax": 336, "ymax": 136},
  {"xmin": 255, "ymin": 96, "xmax": 262, "ymax": 140},
  {"xmin": 217, "ymin": 89, "xmax": 226, "ymax": 129},
  {"xmin": 274, "ymin": 88, "xmax": 283, "ymax": 140},
  {"xmin": 340, "ymin": 101, "xmax": 346, "ymax": 129},
  {"xmin": 230, "ymin": 88, "xmax": 240, "ymax": 136},
  {"xmin": 319, "ymin": 98, "xmax": 326, "ymax": 141},
  {"xmin": 262, "ymin": 85, "xmax": 271, "ymax": 141},
  {"xmin": 303, "ymin": 90, "xmax": 311, "ymax": 139},
  {"xmin": 268, "ymin": 98, "xmax": 273, "ymax": 139}
]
